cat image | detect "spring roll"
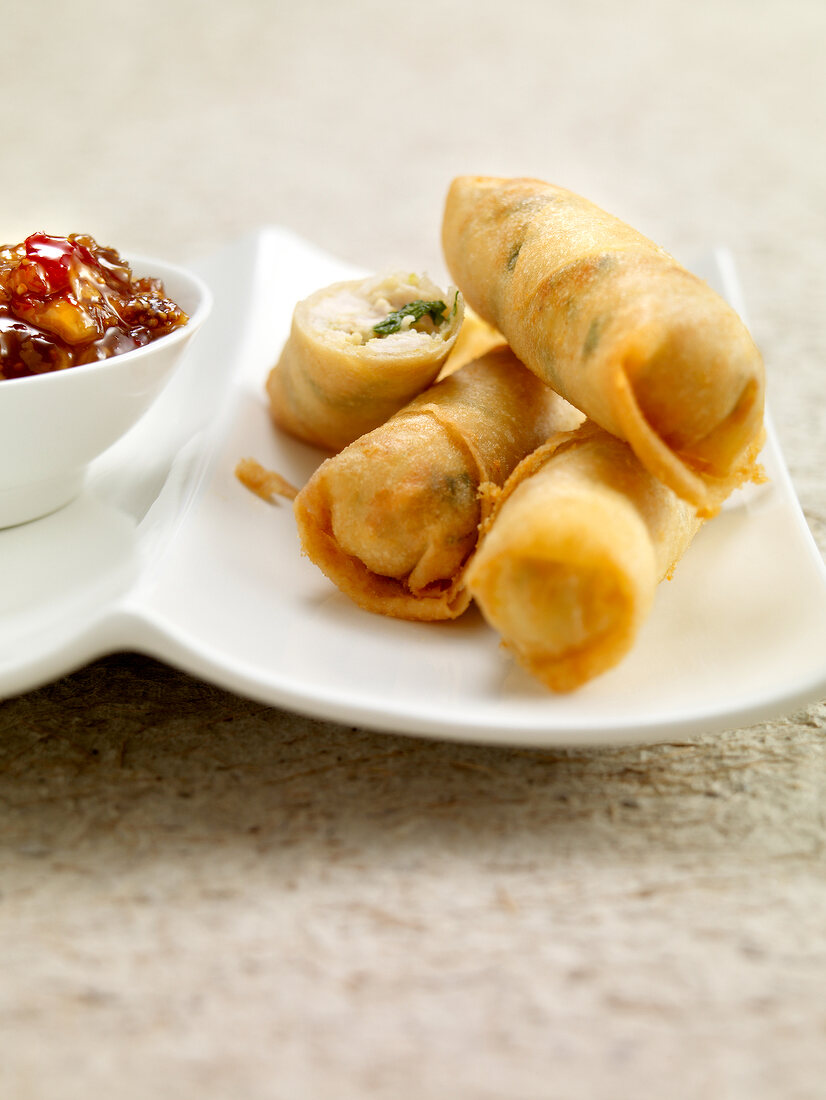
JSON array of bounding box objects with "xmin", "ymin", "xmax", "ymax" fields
[
  {"xmin": 267, "ymin": 270, "xmax": 464, "ymax": 452},
  {"xmin": 294, "ymin": 345, "xmax": 583, "ymax": 621},
  {"xmin": 438, "ymin": 305, "xmax": 505, "ymax": 378},
  {"xmin": 467, "ymin": 422, "xmax": 702, "ymax": 692},
  {"xmin": 442, "ymin": 175, "xmax": 765, "ymax": 516}
]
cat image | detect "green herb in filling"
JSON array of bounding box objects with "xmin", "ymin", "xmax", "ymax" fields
[
  {"xmin": 372, "ymin": 299, "xmax": 448, "ymax": 337},
  {"xmin": 441, "ymin": 470, "xmax": 476, "ymax": 504},
  {"xmin": 583, "ymin": 317, "xmax": 603, "ymax": 358},
  {"xmin": 506, "ymin": 242, "xmax": 522, "ymax": 271}
]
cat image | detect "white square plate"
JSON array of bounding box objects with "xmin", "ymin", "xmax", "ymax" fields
[{"xmin": 1, "ymin": 228, "xmax": 824, "ymax": 746}]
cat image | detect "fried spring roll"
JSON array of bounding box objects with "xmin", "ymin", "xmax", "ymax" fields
[
  {"xmin": 467, "ymin": 423, "xmax": 702, "ymax": 692},
  {"xmin": 267, "ymin": 271, "xmax": 464, "ymax": 452},
  {"xmin": 442, "ymin": 176, "xmax": 765, "ymax": 516},
  {"xmin": 294, "ymin": 346, "xmax": 583, "ymax": 621}
]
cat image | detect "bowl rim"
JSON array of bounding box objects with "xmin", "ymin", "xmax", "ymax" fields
[{"xmin": 0, "ymin": 252, "xmax": 212, "ymax": 389}]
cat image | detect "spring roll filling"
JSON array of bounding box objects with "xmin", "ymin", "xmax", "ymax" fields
[{"xmin": 307, "ymin": 273, "xmax": 459, "ymax": 350}]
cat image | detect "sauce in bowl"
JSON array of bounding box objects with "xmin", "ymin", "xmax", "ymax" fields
[{"xmin": 0, "ymin": 233, "xmax": 189, "ymax": 381}]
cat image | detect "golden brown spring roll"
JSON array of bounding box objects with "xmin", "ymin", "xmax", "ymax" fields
[
  {"xmin": 467, "ymin": 422, "xmax": 702, "ymax": 692},
  {"xmin": 268, "ymin": 270, "xmax": 464, "ymax": 452},
  {"xmin": 442, "ymin": 176, "xmax": 765, "ymax": 516},
  {"xmin": 294, "ymin": 345, "xmax": 583, "ymax": 621}
]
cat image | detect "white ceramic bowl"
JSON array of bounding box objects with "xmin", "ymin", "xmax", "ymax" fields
[{"xmin": 0, "ymin": 255, "xmax": 212, "ymax": 528}]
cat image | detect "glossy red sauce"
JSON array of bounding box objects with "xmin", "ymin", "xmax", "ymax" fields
[{"xmin": 0, "ymin": 233, "xmax": 188, "ymax": 380}]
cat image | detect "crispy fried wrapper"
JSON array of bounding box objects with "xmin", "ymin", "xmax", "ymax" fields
[
  {"xmin": 467, "ymin": 422, "xmax": 703, "ymax": 692},
  {"xmin": 294, "ymin": 345, "xmax": 583, "ymax": 621},
  {"xmin": 267, "ymin": 271, "xmax": 464, "ymax": 452},
  {"xmin": 234, "ymin": 457, "xmax": 298, "ymax": 502},
  {"xmin": 442, "ymin": 175, "xmax": 766, "ymax": 516},
  {"xmin": 438, "ymin": 305, "xmax": 505, "ymax": 378}
]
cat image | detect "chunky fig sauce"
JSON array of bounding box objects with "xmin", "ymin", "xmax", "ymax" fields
[{"xmin": 0, "ymin": 233, "xmax": 188, "ymax": 380}]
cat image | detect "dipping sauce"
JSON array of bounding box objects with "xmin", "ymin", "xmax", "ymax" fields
[{"xmin": 0, "ymin": 233, "xmax": 188, "ymax": 380}]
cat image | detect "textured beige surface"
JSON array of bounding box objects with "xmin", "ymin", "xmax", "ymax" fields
[{"xmin": 2, "ymin": 2, "xmax": 826, "ymax": 1098}]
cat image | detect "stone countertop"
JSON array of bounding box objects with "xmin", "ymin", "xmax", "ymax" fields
[{"xmin": 2, "ymin": 2, "xmax": 825, "ymax": 1098}]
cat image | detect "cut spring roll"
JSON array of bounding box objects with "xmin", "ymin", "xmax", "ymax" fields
[
  {"xmin": 467, "ymin": 422, "xmax": 702, "ymax": 692},
  {"xmin": 268, "ymin": 270, "xmax": 464, "ymax": 452},
  {"xmin": 442, "ymin": 176, "xmax": 765, "ymax": 516},
  {"xmin": 294, "ymin": 345, "xmax": 583, "ymax": 621}
]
